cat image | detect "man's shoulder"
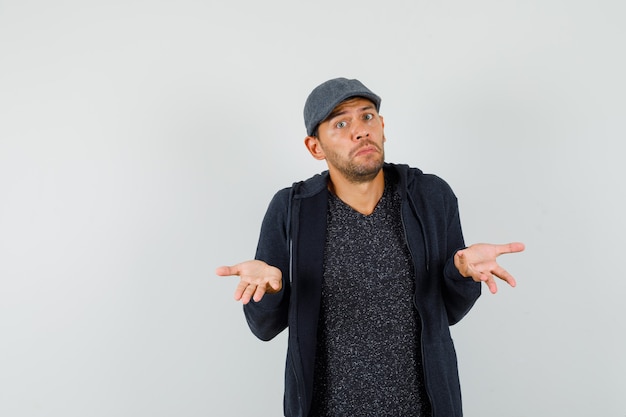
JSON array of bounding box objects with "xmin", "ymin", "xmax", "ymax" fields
[
  {"xmin": 386, "ymin": 162, "xmax": 455, "ymax": 196},
  {"xmin": 269, "ymin": 170, "xmax": 329, "ymax": 204},
  {"xmin": 286, "ymin": 170, "xmax": 329, "ymax": 199}
]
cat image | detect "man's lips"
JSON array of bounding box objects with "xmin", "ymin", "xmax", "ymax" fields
[{"xmin": 353, "ymin": 144, "xmax": 380, "ymax": 157}]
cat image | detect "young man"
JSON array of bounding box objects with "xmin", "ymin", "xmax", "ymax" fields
[{"xmin": 216, "ymin": 78, "xmax": 524, "ymax": 417}]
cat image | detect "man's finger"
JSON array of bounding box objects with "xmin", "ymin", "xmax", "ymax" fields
[
  {"xmin": 253, "ymin": 285, "xmax": 267, "ymax": 303},
  {"xmin": 493, "ymin": 266, "xmax": 517, "ymax": 288},
  {"xmin": 454, "ymin": 250, "xmax": 472, "ymax": 278},
  {"xmin": 216, "ymin": 264, "xmax": 246, "ymax": 277},
  {"xmin": 485, "ymin": 275, "xmax": 498, "ymax": 294},
  {"xmin": 495, "ymin": 242, "xmax": 526, "ymax": 256},
  {"xmin": 267, "ymin": 278, "xmax": 282, "ymax": 293},
  {"xmin": 455, "ymin": 250, "xmax": 466, "ymax": 264},
  {"xmin": 234, "ymin": 281, "xmax": 250, "ymax": 301},
  {"xmin": 239, "ymin": 283, "xmax": 258, "ymax": 305}
]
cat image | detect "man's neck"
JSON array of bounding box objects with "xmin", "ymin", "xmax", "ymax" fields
[{"xmin": 327, "ymin": 169, "xmax": 385, "ymax": 215}]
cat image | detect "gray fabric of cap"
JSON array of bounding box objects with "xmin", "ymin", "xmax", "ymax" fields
[{"xmin": 303, "ymin": 78, "xmax": 381, "ymax": 136}]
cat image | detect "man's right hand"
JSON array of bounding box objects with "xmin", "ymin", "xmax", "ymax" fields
[{"xmin": 215, "ymin": 260, "xmax": 282, "ymax": 304}]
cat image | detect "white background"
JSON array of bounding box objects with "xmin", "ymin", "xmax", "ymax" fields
[{"xmin": 1, "ymin": 0, "xmax": 624, "ymax": 416}]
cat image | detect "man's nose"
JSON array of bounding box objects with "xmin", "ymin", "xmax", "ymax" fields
[{"xmin": 353, "ymin": 123, "xmax": 370, "ymax": 140}]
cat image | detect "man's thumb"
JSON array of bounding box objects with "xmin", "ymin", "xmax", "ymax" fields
[{"xmin": 215, "ymin": 265, "xmax": 236, "ymax": 276}]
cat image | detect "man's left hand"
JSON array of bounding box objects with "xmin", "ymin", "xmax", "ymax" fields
[{"xmin": 454, "ymin": 242, "xmax": 525, "ymax": 294}]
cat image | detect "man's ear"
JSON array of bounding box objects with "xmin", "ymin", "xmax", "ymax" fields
[
  {"xmin": 304, "ymin": 136, "xmax": 326, "ymax": 161},
  {"xmin": 380, "ymin": 115, "xmax": 386, "ymax": 142}
]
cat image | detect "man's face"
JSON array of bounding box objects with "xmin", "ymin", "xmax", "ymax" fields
[{"xmin": 311, "ymin": 97, "xmax": 386, "ymax": 183}]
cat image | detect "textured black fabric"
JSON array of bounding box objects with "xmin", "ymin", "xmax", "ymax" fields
[{"xmin": 310, "ymin": 179, "xmax": 431, "ymax": 417}]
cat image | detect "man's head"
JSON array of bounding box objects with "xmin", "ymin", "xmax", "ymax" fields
[
  {"xmin": 303, "ymin": 78, "xmax": 386, "ymax": 184},
  {"xmin": 303, "ymin": 78, "xmax": 381, "ymax": 137}
]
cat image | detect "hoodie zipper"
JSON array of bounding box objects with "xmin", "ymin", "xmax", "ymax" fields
[
  {"xmin": 401, "ymin": 192, "xmax": 436, "ymax": 416},
  {"xmin": 287, "ymin": 187, "xmax": 307, "ymax": 416}
]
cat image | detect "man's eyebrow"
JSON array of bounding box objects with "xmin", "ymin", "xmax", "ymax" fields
[
  {"xmin": 326, "ymin": 108, "xmax": 348, "ymax": 121},
  {"xmin": 326, "ymin": 105, "xmax": 376, "ymax": 121}
]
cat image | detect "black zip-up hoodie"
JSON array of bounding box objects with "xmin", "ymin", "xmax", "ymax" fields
[{"xmin": 244, "ymin": 163, "xmax": 481, "ymax": 417}]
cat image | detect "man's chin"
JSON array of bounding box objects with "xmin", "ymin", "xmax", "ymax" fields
[{"xmin": 348, "ymin": 163, "xmax": 384, "ymax": 183}]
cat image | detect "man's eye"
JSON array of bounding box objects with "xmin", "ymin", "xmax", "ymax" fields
[
  {"xmin": 336, "ymin": 121, "xmax": 347, "ymax": 128},
  {"xmin": 364, "ymin": 113, "xmax": 373, "ymax": 120}
]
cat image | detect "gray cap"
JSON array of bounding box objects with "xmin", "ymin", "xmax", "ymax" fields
[{"xmin": 303, "ymin": 78, "xmax": 381, "ymax": 136}]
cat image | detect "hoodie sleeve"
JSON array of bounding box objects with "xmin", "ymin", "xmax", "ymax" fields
[
  {"xmin": 242, "ymin": 188, "xmax": 292, "ymax": 341},
  {"xmin": 441, "ymin": 195, "xmax": 481, "ymax": 326}
]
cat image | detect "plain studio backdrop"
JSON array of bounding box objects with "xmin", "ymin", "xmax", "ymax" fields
[{"xmin": 1, "ymin": 1, "xmax": 624, "ymax": 416}]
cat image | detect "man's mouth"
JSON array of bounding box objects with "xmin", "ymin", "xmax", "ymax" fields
[{"xmin": 353, "ymin": 143, "xmax": 379, "ymax": 157}]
